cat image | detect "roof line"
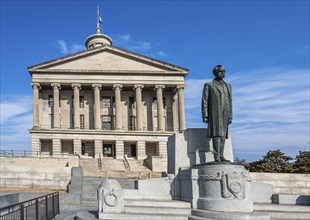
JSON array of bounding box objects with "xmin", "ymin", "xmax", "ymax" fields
[{"xmin": 27, "ymin": 44, "xmax": 189, "ymax": 73}]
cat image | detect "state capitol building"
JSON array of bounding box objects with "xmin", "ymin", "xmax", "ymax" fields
[{"xmin": 28, "ymin": 25, "xmax": 188, "ymax": 172}]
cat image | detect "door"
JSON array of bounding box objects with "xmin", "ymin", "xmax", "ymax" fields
[{"xmin": 103, "ymin": 144, "xmax": 113, "ymax": 157}]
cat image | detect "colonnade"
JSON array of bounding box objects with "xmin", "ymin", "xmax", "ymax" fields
[{"xmin": 31, "ymin": 82, "xmax": 186, "ymax": 131}]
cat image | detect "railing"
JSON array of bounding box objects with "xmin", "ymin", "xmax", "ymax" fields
[
  {"xmin": 122, "ymin": 154, "xmax": 130, "ymax": 171},
  {"xmin": 0, "ymin": 150, "xmax": 77, "ymax": 157},
  {"xmin": 98, "ymin": 153, "xmax": 103, "ymax": 170},
  {"xmin": 0, "ymin": 192, "xmax": 59, "ymax": 220}
]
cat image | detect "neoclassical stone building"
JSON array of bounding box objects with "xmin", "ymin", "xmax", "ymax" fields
[{"xmin": 28, "ymin": 27, "xmax": 188, "ymax": 168}]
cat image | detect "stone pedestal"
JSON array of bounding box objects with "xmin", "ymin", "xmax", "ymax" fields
[
  {"xmin": 181, "ymin": 163, "xmax": 271, "ymax": 219},
  {"xmin": 98, "ymin": 179, "xmax": 124, "ymax": 219},
  {"xmin": 197, "ymin": 164, "xmax": 253, "ymax": 213}
]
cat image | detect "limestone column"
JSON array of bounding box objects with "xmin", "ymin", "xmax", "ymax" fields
[
  {"xmin": 155, "ymin": 85, "xmax": 165, "ymax": 131},
  {"xmin": 177, "ymin": 85, "xmax": 186, "ymax": 131},
  {"xmin": 134, "ymin": 84, "xmax": 144, "ymax": 131},
  {"xmin": 113, "ymin": 84, "xmax": 123, "ymax": 130},
  {"xmin": 94, "ymin": 140, "xmax": 102, "ymax": 158},
  {"xmin": 172, "ymin": 92, "xmax": 179, "ymax": 132},
  {"xmin": 158, "ymin": 141, "xmax": 168, "ymax": 172},
  {"xmin": 51, "ymin": 83, "xmax": 61, "ymax": 128},
  {"xmin": 115, "ymin": 140, "xmax": 124, "ymax": 159},
  {"xmin": 137, "ymin": 141, "xmax": 146, "ymax": 160},
  {"xmin": 71, "ymin": 83, "xmax": 81, "ymax": 129},
  {"xmin": 73, "ymin": 139, "xmax": 82, "ymax": 155},
  {"xmin": 31, "ymin": 82, "xmax": 41, "ymax": 129},
  {"xmin": 32, "ymin": 137, "xmax": 40, "ymax": 156},
  {"xmin": 52, "ymin": 138, "xmax": 61, "ymax": 156},
  {"xmin": 92, "ymin": 84, "xmax": 102, "ymax": 130}
]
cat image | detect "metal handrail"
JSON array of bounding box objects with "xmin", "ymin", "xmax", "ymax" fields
[
  {"xmin": 123, "ymin": 154, "xmax": 130, "ymax": 171},
  {"xmin": 0, "ymin": 150, "xmax": 78, "ymax": 157},
  {"xmin": 0, "ymin": 192, "xmax": 59, "ymax": 220}
]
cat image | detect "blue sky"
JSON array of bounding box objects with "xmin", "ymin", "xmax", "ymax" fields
[{"xmin": 1, "ymin": 0, "xmax": 309, "ymax": 161}]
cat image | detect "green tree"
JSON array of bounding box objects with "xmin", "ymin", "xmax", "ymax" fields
[
  {"xmin": 234, "ymin": 157, "xmax": 250, "ymax": 170},
  {"xmin": 248, "ymin": 149, "xmax": 293, "ymax": 173},
  {"xmin": 292, "ymin": 151, "xmax": 310, "ymax": 174}
]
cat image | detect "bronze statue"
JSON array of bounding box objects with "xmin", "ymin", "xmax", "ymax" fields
[{"xmin": 201, "ymin": 65, "xmax": 232, "ymax": 162}]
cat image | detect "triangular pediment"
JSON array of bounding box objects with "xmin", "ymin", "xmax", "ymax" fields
[{"xmin": 28, "ymin": 45, "xmax": 188, "ymax": 74}]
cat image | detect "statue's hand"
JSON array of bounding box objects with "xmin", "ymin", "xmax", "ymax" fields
[
  {"xmin": 203, "ymin": 117, "xmax": 208, "ymax": 123},
  {"xmin": 228, "ymin": 118, "xmax": 232, "ymax": 124}
]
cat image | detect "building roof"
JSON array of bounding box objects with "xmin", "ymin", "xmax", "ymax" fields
[{"xmin": 28, "ymin": 44, "xmax": 189, "ymax": 76}]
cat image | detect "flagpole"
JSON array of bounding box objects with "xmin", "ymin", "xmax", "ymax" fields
[{"xmin": 96, "ymin": 6, "xmax": 101, "ymax": 34}]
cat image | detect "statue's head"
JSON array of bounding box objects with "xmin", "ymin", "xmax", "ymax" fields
[{"xmin": 213, "ymin": 64, "xmax": 226, "ymax": 80}]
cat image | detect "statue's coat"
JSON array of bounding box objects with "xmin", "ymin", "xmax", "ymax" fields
[{"xmin": 201, "ymin": 80, "xmax": 232, "ymax": 138}]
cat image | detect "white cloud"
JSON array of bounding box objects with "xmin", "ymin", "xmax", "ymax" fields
[
  {"xmin": 114, "ymin": 34, "xmax": 168, "ymax": 59},
  {"xmin": 57, "ymin": 40, "xmax": 84, "ymax": 54},
  {"xmin": 0, "ymin": 95, "xmax": 33, "ymax": 151},
  {"xmin": 157, "ymin": 51, "xmax": 168, "ymax": 58},
  {"xmin": 71, "ymin": 43, "xmax": 85, "ymax": 53},
  {"xmin": 185, "ymin": 66, "xmax": 310, "ymax": 161},
  {"xmin": 57, "ymin": 40, "xmax": 68, "ymax": 54}
]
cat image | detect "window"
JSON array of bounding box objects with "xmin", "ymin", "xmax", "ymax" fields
[
  {"xmin": 153, "ymin": 97, "xmax": 165, "ymax": 108},
  {"xmin": 72, "ymin": 114, "xmax": 74, "ymax": 128},
  {"xmin": 153, "ymin": 97, "xmax": 157, "ymax": 107},
  {"xmin": 129, "ymin": 116, "xmax": 136, "ymax": 130},
  {"xmin": 129, "ymin": 97, "xmax": 135, "ymax": 108},
  {"xmin": 48, "ymin": 96, "xmax": 54, "ymax": 107},
  {"xmin": 80, "ymin": 115, "xmax": 84, "ymax": 129},
  {"xmin": 102, "ymin": 97, "xmax": 111, "ymax": 108},
  {"xmin": 79, "ymin": 96, "xmax": 84, "ymax": 108},
  {"xmin": 102, "ymin": 116, "xmax": 112, "ymax": 130}
]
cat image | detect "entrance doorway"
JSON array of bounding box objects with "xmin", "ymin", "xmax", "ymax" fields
[
  {"xmin": 130, "ymin": 144, "xmax": 137, "ymax": 157},
  {"xmin": 103, "ymin": 144, "xmax": 114, "ymax": 157}
]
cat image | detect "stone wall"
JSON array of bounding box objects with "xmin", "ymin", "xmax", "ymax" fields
[
  {"xmin": 0, "ymin": 156, "xmax": 77, "ymax": 190},
  {"xmin": 250, "ymin": 172, "xmax": 310, "ymax": 195}
]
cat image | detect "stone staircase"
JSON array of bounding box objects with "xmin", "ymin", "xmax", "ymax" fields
[
  {"xmin": 80, "ymin": 177, "xmax": 136, "ymax": 209},
  {"xmin": 99, "ymin": 199, "xmax": 191, "ymax": 219},
  {"xmin": 75, "ymin": 177, "xmax": 191, "ymax": 220},
  {"xmin": 254, "ymin": 203, "xmax": 310, "ymax": 220},
  {"xmin": 80, "ymin": 157, "xmax": 162, "ymax": 179}
]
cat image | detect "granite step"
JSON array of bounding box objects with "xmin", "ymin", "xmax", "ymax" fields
[
  {"xmin": 254, "ymin": 203, "xmax": 310, "ymax": 212},
  {"xmin": 124, "ymin": 199, "xmax": 191, "ymax": 208},
  {"xmin": 98, "ymin": 212, "xmax": 189, "ymax": 220},
  {"xmin": 124, "ymin": 205, "xmax": 191, "ymax": 215}
]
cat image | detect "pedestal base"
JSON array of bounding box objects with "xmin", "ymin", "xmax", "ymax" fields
[
  {"xmin": 197, "ymin": 164, "xmax": 253, "ymax": 212},
  {"xmin": 191, "ymin": 209, "xmax": 270, "ymax": 220}
]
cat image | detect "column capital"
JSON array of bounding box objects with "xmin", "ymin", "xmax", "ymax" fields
[
  {"xmin": 51, "ymin": 83, "xmax": 61, "ymax": 90},
  {"xmin": 71, "ymin": 83, "xmax": 81, "ymax": 90},
  {"xmin": 113, "ymin": 84, "xmax": 123, "ymax": 90},
  {"xmin": 154, "ymin": 84, "xmax": 165, "ymax": 91},
  {"xmin": 31, "ymin": 82, "xmax": 41, "ymax": 89},
  {"xmin": 176, "ymin": 84, "xmax": 186, "ymax": 91},
  {"xmin": 133, "ymin": 84, "xmax": 144, "ymax": 90},
  {"xmin": 92, "ymin": 83, "xmax": 102, "ymax": 90}
]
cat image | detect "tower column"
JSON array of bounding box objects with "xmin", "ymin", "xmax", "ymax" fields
[
  {"xmin": 134, "ymin": 84, "xmax": 144, "ymax": 131},
  {"xmin": 71, "ymin": 83, "xmax": 81, "ymax": 129},
  {"xmin": 155, "ymin": 85, "xmax": 165, "ymax": 131},
  {"xmin": 51, "ymin": 83, "xmax": 61, "ymax": 129},
  {"xmin": 92, "ymin": 84, "xmax": 102, "ymax": 130},
  {"xmin": 113, "ymin": 84, "xmax": 123, "ymax": 130},
  {"xmin": 177, "ymin": 85, "xmax": 186, "ymax": 131},
  {"xmin": 31, "ymin": 82, "xmax": 41, "ymax": 129}
]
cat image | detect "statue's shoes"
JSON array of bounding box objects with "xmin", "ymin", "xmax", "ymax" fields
[{"xmin": 220, "ymin": 156, "xmax": 230, "ymax": 162}]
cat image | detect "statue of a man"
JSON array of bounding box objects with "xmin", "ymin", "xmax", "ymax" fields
[{"xmin": 201, "ymin": 64, "xmax": 232, "ymax": 162}]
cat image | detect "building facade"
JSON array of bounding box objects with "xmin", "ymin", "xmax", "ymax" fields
[{"xmin": 28, "ymin": 28, "xmax": 188, "ymax": 168}]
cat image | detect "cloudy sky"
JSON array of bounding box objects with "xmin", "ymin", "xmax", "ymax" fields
[{"xmin": 1, "ymin": 0, "xmax": 309, "ymax": 161}]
